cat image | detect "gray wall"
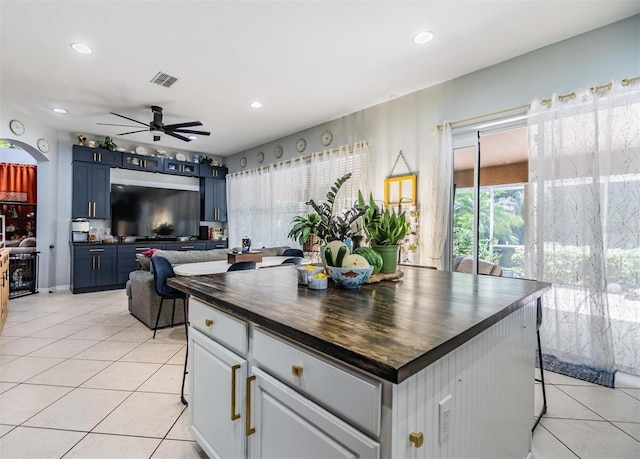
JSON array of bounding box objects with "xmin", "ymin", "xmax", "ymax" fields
[
  {"xmin": 1, "ymin": 15, "xmax": 638, "ymax": 290},
  {"xmin": 231, "ymin": 15, "xmax": 640, "ymax": 199}
]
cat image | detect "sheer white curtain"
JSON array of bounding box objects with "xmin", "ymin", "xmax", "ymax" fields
[
  {"xmin": 226, "ymin": 160, "xmax": 307, "ymax": 249},
  {"xmin": 309, "ymin": 141, "xmax": 370, "ymax": 215},
  {"xmin": 421, "ymin": 122, "xmax": 452, "ymax": 269},
  {"xmin": 527, "ymin": 81, "xmax": 640, "ymax": 375},
  {"xmin": 227, "ymin": 141, "xmax": 370, "ymax": 249}
]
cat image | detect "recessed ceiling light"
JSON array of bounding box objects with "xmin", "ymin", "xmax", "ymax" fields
[
  {"xmin": 52, "ymin": 107, "xmax": 68, "ymax": 114},
  {"xmin": 250, "ymin": 101, "xmax": 263, "ymax": 109},
  {"xmin": 412, "ymin": 31, "xmax": 434, "ymax": 45},
  {"xmin": 70, "ymin": 43, "xmax": 92, "ymax": 54},
  {"xmin": 188, "ymin": 135, "xmax": 197, "ymax": 140}
]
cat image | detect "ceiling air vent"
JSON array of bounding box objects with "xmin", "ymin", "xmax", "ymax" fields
[{"xmin": 150, "ymin": 72, "xmax": 178, "ymax": 88}]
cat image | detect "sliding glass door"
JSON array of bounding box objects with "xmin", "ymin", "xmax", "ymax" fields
[{"xmin": 452, "ymin": 126, "xmax": 528, "ymax": 277}]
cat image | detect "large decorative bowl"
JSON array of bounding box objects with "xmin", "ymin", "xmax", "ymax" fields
[{"xmin": 325, "ymin": 266, "xmax": 373, "ymax": 289}]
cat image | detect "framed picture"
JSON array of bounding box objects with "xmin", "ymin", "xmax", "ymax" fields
[{"xmin": 384, "ymin": 174, "xmax": 417, "ymax": 207}]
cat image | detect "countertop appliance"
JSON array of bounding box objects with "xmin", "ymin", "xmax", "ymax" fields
[{"xmin": 71, "ymin": 219, "xmax": 89, "ymax": 242}]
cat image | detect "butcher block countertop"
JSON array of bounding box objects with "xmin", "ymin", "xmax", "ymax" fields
[{"xmin": 168, "ymin": 265, "xmax": 550, "ymax": 383}]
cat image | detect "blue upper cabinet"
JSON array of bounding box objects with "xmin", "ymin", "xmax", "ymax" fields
[
  {"xmin": 199, "ymin": 165, "xmax": 228, "ymax": 179},
  {"xmin": 121, "ymin": 153, "xmax": 164, "ymax": 172},
  {"xmin": 163, "ymin": 159, "xmax": 200, "ymax": 177},
  {"xmin": 72, "ymin": 145, "xmax": 121, "ymax": 167}
]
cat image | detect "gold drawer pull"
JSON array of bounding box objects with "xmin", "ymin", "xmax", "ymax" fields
[
  {"xmin": 409, "ymin": 432, "xmax": 424, "ymax": 448},
  {"xmin": 231, "ymin": 364, "xmax": 241, "ymax": 421},
  {"xmin": 291, "ymin": 364, "xmax": 303, "ymax": 377},
  {"xmin": 245, "ymin": 375, "xmax": 256, "ymax": 436},
  {"xmin": 205, "ymin": 319, "xmax": 214, "ymax": 327}
]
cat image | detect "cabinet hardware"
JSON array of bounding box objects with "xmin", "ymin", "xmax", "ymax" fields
[
  {"xmin": 181, "ymin": 246, "xmax": 194, "ymax": 249},
  {"xmin": 91, "ymin": 256, "xmax": 95, "ymax": 270},
  {"xmin": 88, "ymin": 202, "xmax": 91, "ymax": 216},
  {"xmin": 245, "ymin": 375, "xmax": 256, "ymax": 436},
  {"xmin": 93, "ymin": 202, "xmax": 96, "ymax": 216},
  {"xmin": 89, "ymin": 249, "xmax": 104, "ymax": 252},
  {"xmin": 231, "ymin": 364, "xmax": 241, "ymax": 421},
  {"xmin": 205, "ymin": 319, "xmax": 214, "ymax": 327},
  {"xmin": 98, "ymin": 153, "xmax": 102, "ymax": 162},
  {"xmin": 409, "ymin": 432, "xmax": 424, "ymax": 448},
  {"xmin": 97, "ymin": 256, "xmax": 101, "ymax": 269},
  {"xmin": 136, "ymin": 248, "xmax": 151, "ymax": 251},
  {"xmin": 291, "ymin": 364, "xmax": 304, "ymax": 378}
]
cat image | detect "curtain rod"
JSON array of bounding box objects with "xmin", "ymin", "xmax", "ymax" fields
[
  {"xmin": 437, "ymin": 75, "xmax": 640, "ymax": 130},
  {"xmin": 228, "ymin": 141, "xmax": 367, "ymax": 178}
]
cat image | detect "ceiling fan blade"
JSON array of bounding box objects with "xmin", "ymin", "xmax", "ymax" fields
[
  {"xmin": 172, "ymin": 129, "xmax": 211, "ymax": 136},
  {"xmin": 117, "ymin": 129, "xmax": 149, "ymax": 135},
  {"xmin": 110, "ymin": 112, "xmax": 149, "ymax": 126},
  {"xmin": 164, "ymin": 131, "xmax": 192, "ymax": 142},
  {"xmin": 97, "ymin": 122, "xmax": 143, "ymax": 128},
  {"xmin": 164, "ymin": 121, "xmax": 202, "ymax": 130}
]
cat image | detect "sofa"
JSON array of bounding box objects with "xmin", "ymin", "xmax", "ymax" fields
[{"xmin": 126, "ymin": 246, "xmax": 291, "ymax": 329}]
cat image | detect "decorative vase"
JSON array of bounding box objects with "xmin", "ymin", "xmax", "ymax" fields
[{"xmin": 371, "ymin": 244, "xmax": 400, "ymax": 274}]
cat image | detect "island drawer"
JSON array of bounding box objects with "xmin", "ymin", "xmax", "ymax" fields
[
  {"xmin": 252, "ymin": 329, "xmax": 381, "ymax": 437},
  {"xmin": 189, "ymin": 298, "xmax": 248, "ymax": 355}
]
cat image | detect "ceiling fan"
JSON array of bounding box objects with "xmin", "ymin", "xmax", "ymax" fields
[{"xmin": 97, "ymin": 105, "xmax": 210, "ymax": 142}]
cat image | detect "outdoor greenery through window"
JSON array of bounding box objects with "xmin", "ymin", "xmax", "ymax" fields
[{"xmin": 453, "ymin": 184, "xmax": 525, "ymax": 277}]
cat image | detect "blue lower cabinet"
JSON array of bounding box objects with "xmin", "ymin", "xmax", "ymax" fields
[{"xmin": 71, "ymin": 245, "xmax": 118, "ymax": 293}]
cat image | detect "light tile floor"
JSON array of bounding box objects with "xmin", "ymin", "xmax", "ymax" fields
[{"xmin": 0, "ymin": 290, "xmax": 638, "ymax": 458}]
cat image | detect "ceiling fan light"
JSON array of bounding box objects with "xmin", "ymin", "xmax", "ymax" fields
[
  {"xmin": 70, "ymin": 43, "xmax": 93, "ymax": 54},
  {"xmin": 412, "ymin": 31, "xmax": 434, "ymax": 45},
  {"xmin": 250, "ymin": 101, "xmax": 263, "ymax": 109},
  {"xmin": 52, "ymin": 107, "xmax": 68, "ymax": 114}
]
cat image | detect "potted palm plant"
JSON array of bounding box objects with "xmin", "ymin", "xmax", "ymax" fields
[{"xmin": 358, "ymin": 191, "xmax": 410, "ymax": 273}]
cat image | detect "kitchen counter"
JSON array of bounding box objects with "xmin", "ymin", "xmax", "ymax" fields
[{"xmin": 168, "ymin": 265, "xmax": 550, "ymax": 383}]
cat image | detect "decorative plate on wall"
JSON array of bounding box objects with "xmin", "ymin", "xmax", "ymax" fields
[
  {"xmin": 296, "ymin": 138, "xmax": 307, "ymax": 153},
  {"xmin": 37, "ymin": 138, "xmax": 50, "ymax": 153},
  {"xmin": 257, "ymin": 151, "xmax": 265, "ymax": 163},
  {"xmin": 9, "ymin": 119, "xmax": 25, "ymax": 136},
  {"xmin": 240, "ymin": 157, "xmax": 247, "ymax": 168},
  {"xmin": 274, "ymin": 145, "xmax": 283, "ymax": 158},
  {"xmin": 321, "ymin": 130, "xmax": 333, "ymax": 146}
]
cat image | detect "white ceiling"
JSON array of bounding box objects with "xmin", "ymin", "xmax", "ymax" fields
[{"xmin": 1, "ymin": 1, "xmax": 638, "ymax": 157}]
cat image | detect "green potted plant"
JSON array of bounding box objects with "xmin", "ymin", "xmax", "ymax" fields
[
  {"xmin": 304, "ymin": 173, "xmax": 368, "ymax": 243},
  {"xmin": 287, "ymin": 173, "xmax": 368, "ymax": 257},
  {"xmin": 287, "ymin": 213, "xmax": 321, "ymax": 251},
  {"xmin": 358, "ymin": 191, "xmax": 410, "ymax": 273}
]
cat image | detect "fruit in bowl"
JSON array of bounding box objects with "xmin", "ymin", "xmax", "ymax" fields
[{"xmin": 325, "ymin": 265, "xmax": 373, "ymax": 289}]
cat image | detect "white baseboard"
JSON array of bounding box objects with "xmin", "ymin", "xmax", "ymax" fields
[{"xmin": 615, "ymin": 371, "xmax": 640, "ymax": 388}]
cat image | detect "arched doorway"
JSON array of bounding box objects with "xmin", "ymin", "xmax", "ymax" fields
[{"xmin": 1, "ymin": 139, "xmax": 49, "ymax": 296}]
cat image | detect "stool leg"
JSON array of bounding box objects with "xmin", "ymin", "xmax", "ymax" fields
[
  {"xmin": 171, "ymin": 299, "xmax": 176, "ymax": 329},
  {"xmin": 153, "ymin": 298, "xmax": 165, "ymax": 339},
  {"xmin": 533, "ymin": 297, "xmax": 547, "ymax": 433},
  {"xmin": 183, "ymin": 298, "xmax": 188, "ymax": 341},
  {"xmin": 181, "ymin": 337, "xmax": 189, "ymax": 406}
]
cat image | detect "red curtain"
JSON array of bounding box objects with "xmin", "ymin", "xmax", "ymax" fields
[{"xmin": 0, "ymin": 163, "xmax": 37, "ymax": 203}]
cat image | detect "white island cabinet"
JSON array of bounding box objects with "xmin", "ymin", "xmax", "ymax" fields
[{"xmin": 172, "ymin": 265, "xmax": 550, "ymax": 459}]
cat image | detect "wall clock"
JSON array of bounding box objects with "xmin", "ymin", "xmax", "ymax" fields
[
  {"xmin": 274, "ymin": 146, "xmax": 283, "ymax": 158},
  {"xmin": 296, "ymin": 138, "xmax": 307, "ymax": 153},
  {"xmin": 37, "ymin": 138, "xmax": 50, "ymax": 153},
  {"xmin": 9, "ymin": 119, "xmax": 25, "ymax": 136},
  {"xmin": 321, "ymin": 130, "xmax": 333, "ymax": 146},
  {"xmin": 240, "ymin": 157, "xmax": 247, "ymax": 168},
  {"xmin": 257, "ymin": 151, "xmax": 265, "ymax": 164}
]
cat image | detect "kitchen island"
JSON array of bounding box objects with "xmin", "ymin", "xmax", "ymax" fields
[{"xmin": 169, "ymin": 265, "xmax": 550, "ymax": 459}]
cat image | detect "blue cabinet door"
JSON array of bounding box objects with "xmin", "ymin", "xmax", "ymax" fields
[
  {"xmin": 72, "ymin": 162, "xmax": 110, "ymax": 219},
  {"xmin": 200, "ymin": 178, "xmax": 227, "ymax": 222}
]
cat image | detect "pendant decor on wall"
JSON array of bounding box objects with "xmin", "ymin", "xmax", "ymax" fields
[{"xmin": 384, "ymin": 150, "xmax": 419, "ymax": 264}]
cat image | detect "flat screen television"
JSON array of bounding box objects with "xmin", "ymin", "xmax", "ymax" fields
[{"xmin": 110, "ymin": 184, "xmax": 199, "ymax": 238}]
